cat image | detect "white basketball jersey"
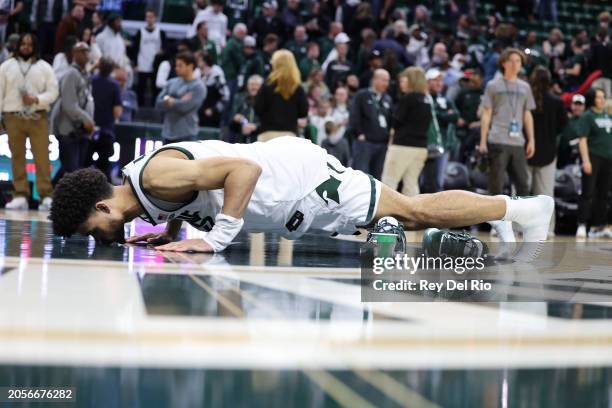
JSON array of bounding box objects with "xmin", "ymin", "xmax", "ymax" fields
[{"xmin": 122, "ymin": 137, "xmax": 332, "ymax": 237}]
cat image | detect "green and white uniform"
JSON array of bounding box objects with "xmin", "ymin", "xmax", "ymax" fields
[{"xmin": 122, "ymin": 136, "xmax": 382, "ymax": 241}]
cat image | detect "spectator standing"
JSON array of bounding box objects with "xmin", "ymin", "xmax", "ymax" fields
[
  {"xmin": 156, "ymin": 52, "xmax": 206, "ymax": 145},
  {"xmin": 0, "ymin": 33, "xmax": 58, "ymax": 210},
  {"xmin": 189, "ymin": 0, "xmax": 227, "ymax": 52},
  {"xmin": 260, "ymin": 34, "xmax": 279, "ymax": 78},
  {"xmin": 558, "ymin": 94, "xmax": 586, "ymax": 167},
  {"xmin": 131, "ymin": 9, "xmax": 166, "ymax": 107},
  {"xmin": 220, "ymin": 23, "xmax": 246, "ymax": 100},
  {"xmin": 318, "ymin": 21, "xmax": 343, "ymax": 63},
  {"xmin": 228, "ymin": 74, "xmax": 262, "ymax": 143},
  {"xmin": 190, "ymin": 21, "xmax": 217, "ymax": 63},
  {"xmin": 421, "ymin": 68, "xmax": 460, "ymax": 194},
  {"xmin": 51, "ymin": 42, "xmax": 94, "ymax": 182},
  {"xmin": 0, "ymin": 0, "xmax": 22, "ymax": 44},
  {"xmin": 576, "ymin": 88, "xmax": 612, "ymax": 238},
  {"xmin": 80, "ymin": 27, "xmax": 102, "ymax": 70},
  {"xmin": 589, "ymin": 27, "xmax": 612, "ymax": 90},
  {"xmin": 324, "ymin": 32, "xmax": 354, "ymax": 92},
  {"xmin": 285, "ymin": 25, "xmax": 308, "ymax": 64},
  {"xmin": 156, "ymin": 40, "xmax": 202, "ymax": 91},
  {"xmin": 198, "ymin": 53, "xmax": 230, "ymax": 128},
  {"xmin": 382, "ymin": 67, "xmax": 431, "ymax": 196},
  {"xmin": 54, "ymin": 4, "xmax": 83, "ymax": 54},
  {"xmin": 250, "ymin": 1, "xmax": 284, "ymax": 47},
  {"xmin": 236, "ymin": 36, "xmax": 264, "ymax": 91},
  {"xmin": 527, "ymin": 67, "xmax": 567, "ymax": 236},
  {"xmin": 359, "ymin": 49, "xmax": 384, "ymax": 90},
  {"xmin": 479, "ymin": 48, "xmax": 535, "ymax": 196},
  {"xmin": 455, "ymin": 69, "xmax": 484, "ymax": 151},
  {"xmin": 280, "ymin": 0, "xmax": 301, "ymax": 38},
  {"xmin": 52, "ymin": 35, "xmax": 77, "ymax": 81},
  {"xmin": 561, "ymin": 40, "xmax": 587, "ymax": 92},
  {"xmin": 96, "ymin": 14, "xmax": 126, "ymax": 67},
  {"xmin": 114, "ymin": 68, "xmax": 138, "ymax": 123},
  {"xmin": 542, "ymin": 28, "xmax": 565, "ymax": 76},
  {"xmin": 298, "ymin": 42, "xmax": 320, "ymax": 81},
  {"xmin": 349, "ymin": 68, "xmax": 392, "ymax": 180},
  {"xmin": 309, "ymin": 98, "xmax": 333, "ymax": 145},
  {"xmin": 30, "ymin": 0, "xmax": 68, "ymax": 61},
  {"xmin": 330, "ymin": 86, "xmax": 349, "ymax": 139},
  {"xmin": 254, "ymin": 49, "xmax": 308, "ymax": 141},
  {"xmin": 88, "ymin": 57, "xmax": 122, "ymax": 181}
]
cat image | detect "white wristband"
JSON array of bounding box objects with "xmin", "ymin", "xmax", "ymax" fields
[{"xmin": 201, "ymin": 213, "xmax": 244, "ymax": 252}]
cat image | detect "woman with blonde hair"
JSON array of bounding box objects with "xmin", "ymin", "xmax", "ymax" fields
[
  {"xmin": 381, "ymin": 66, "xmax": 432, "ymax": 196},
  {"xmin": 254, "ymin": 49, "xmax": 308, "ymax": 141}
]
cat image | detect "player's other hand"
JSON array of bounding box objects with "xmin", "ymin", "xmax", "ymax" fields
[
  {"xmin": 154, "ymin": 239, "xmax": 214, "ymax": 253},
  {"xmin": 126, "ymin": 232, "xmax": 174, "ymax": 245}
]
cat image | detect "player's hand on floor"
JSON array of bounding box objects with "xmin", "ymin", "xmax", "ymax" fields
[
  {"xmin": 154, "ymin": 239, "xmax": 214, "ymax": 253},
  {"xmin": 126, "ymin": 232, "xmax": 174, "ymax": 245}
]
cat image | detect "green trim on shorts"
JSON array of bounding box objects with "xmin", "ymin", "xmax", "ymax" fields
[{"xmin": 366, "ymin": 175, "xmax": 376, "ymax": 223}]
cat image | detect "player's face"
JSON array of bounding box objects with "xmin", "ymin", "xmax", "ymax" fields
[{"xmin": 79, "ymin": 207, "xmax": 126, "ymax": 245}]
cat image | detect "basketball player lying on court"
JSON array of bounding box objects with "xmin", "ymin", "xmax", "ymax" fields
[{"xmin": 50, "ymin": 136, "xmax": 553, "ymax": 252}]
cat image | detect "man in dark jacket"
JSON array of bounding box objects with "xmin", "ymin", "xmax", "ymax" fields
[
  {"xmin": 250, "ymin": 1, "xmax": 285, "ymax": 46},
  {"xmin": 348, "ymin": 69, "xmax": 392, "ymax": 179},
  {"xmin": 87, "ymin": 58, "xmax": 123, "ymax": 181}
]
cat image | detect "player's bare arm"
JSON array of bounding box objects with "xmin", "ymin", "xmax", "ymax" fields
[{"xmin": 128, "ymin": 151, "xmax": 262, "ymax": 252}]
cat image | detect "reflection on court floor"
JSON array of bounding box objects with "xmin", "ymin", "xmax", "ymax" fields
[{"xmin": 0, "ymin": 211, "xmax": 611, "ymax": 407}]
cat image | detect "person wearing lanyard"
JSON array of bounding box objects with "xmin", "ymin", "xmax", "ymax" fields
[
  {"xmin": 576, "ymin": 88, "xmax": 612, "ymax": 238},
  {"xmin": 479, "ymin": 48, "xmax": 536, "ymax": 198},
  {"xmin": 348, "ymin": 69, "xmax": 392, "ymax": 180},
  {"xmin": 0, "ymin": 33, "xmax": 58, "ymax": 211}
]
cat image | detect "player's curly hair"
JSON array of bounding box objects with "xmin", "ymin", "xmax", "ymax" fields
[{"xmin": 50, "ymin": 168, "xmax": 113, "ymax": 237}]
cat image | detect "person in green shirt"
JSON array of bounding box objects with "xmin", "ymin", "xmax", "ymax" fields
[
  {"xmin": 576, "ymin": 88, "xmax": 612, "ymax": 238},
  {"xmin": 298, "ymin": 42, "xmax": 321, "ymax": 81},
  {"xmin": 285, "ymin": 25, "xmax": 308, "ymax": 64},
  {"xmin": 561, "ymin": 40, "xmax": 587, "ymax": 91},
  {"xmin": 557, "ymin": 94, "xmax": 585, "ymax": 167},
  {"xmin": 220, "ymin": 23, "xmax": 247, "ymax": 89},
  {"xmin": 318, "ymin": 21, "xmax": 343, "ymax": 62},
  {"xmin": 190, "ymin": 21, "xmax": 217, "ymax": 64}
]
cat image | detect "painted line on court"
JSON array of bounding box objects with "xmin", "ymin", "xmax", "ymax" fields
[
  {"xmin": 353, "ymin": 369, "xmax": 441, "ymax": 408},
  {"xmin": 303, "ymin": 370, "xmax": 376, "ymax": 408}
]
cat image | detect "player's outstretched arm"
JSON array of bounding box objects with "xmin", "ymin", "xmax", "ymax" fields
[{"xmin": 143, "ymin": 156, "xmax": 262, "ymax": 252}]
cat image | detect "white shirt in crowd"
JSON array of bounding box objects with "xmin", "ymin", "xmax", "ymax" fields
[
  {"xmin": 0, "ymin": 57, "xmax": 58, "ymax": 115},
  {"xmin": 309, "ymin": 112, "xmax": 334, "ymax": 145},
  {"xmin": 406, "ymin": 36, "xmax": 430, "ymax": 68},
  {"xmin": 137, "ymin": 26, "xmax": 162, "ymax": 73},
  {"xmin": 96, "ymin": 25, "xmax": 127, "ymax": 67},
  {"xmin": 331, "ymin": 104, "xmax": 349, "ymax": 139},
  {"xmin": 188, "ymin": 6, "xmax": 228, "ymax": 51}
]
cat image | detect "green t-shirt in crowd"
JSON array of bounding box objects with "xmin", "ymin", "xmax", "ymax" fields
[{"xmin": 576, "ymin": 109, "xmax": 612, "ymax": 161}]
